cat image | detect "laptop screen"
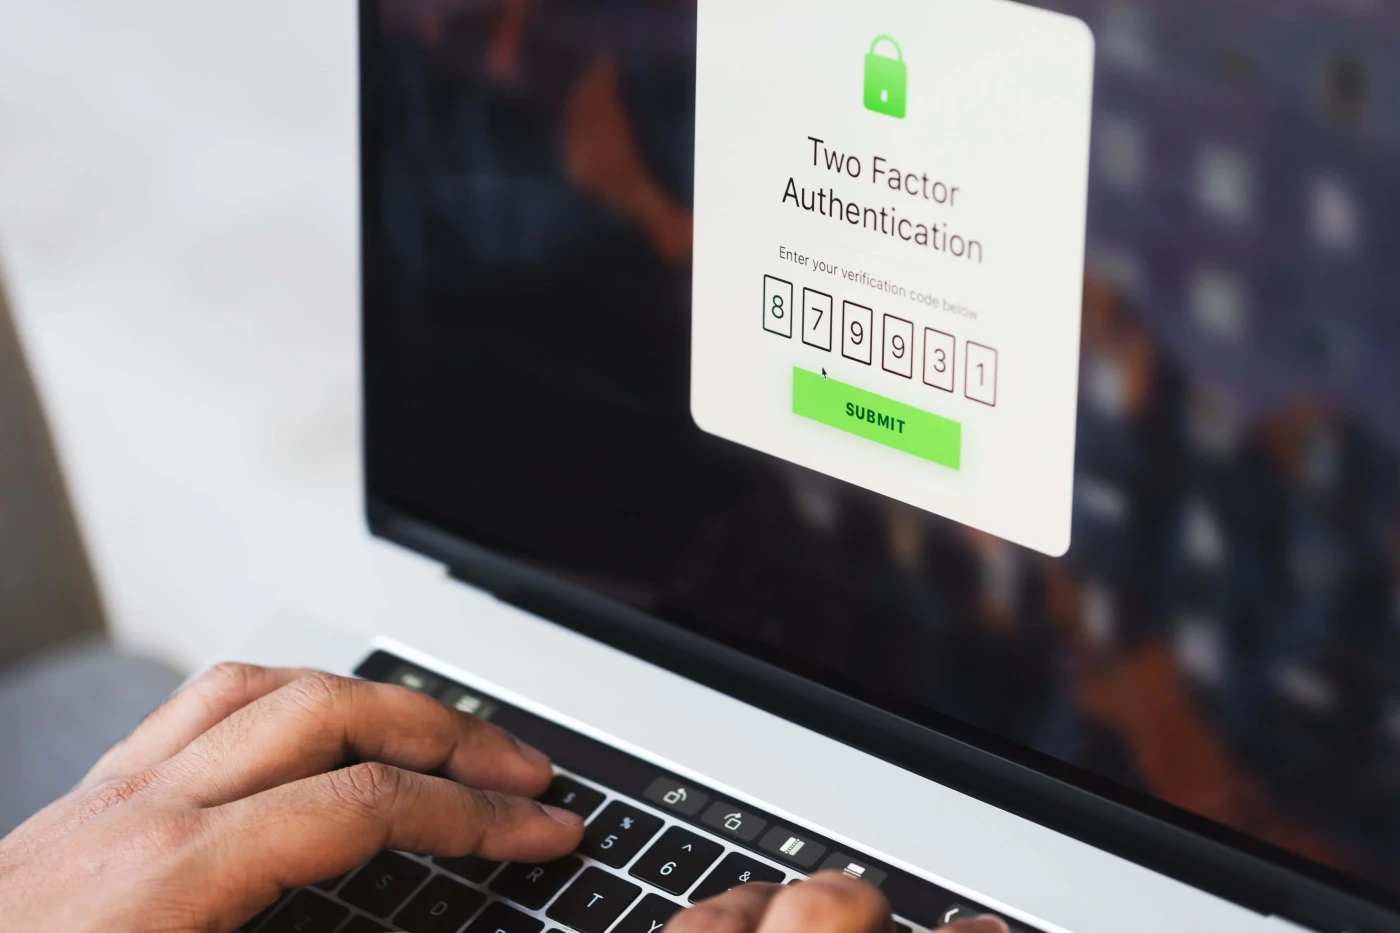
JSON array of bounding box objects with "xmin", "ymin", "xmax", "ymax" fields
[{"xmin": 361, "ymin": 0, "xmax": 1400, "ymax": 914}]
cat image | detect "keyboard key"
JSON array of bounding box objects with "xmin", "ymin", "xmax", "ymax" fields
[
  {"xmin": 387, "ymin": 664, "xmax": 442, "ymax": 694},
  {"xmin": 466, "ymin": 901, "xmax": 545, "ymax": 933},
  {"xmin": 313, "ymin": 871, "xmax": 350, "ymax": 893},
  {"xmin": 340, "ymin": 851, "xmax": 430, "ymax": 918},
  {"xmin": 629, "ymin": 826, "xmax": 723, "ymax": 895},
  {"xmin": 395, "ymin": 873, "xmax": 487, "ymax": 932},
  {"xmin": 436, "ymin": 854, "xmax": 501, "ymax": 883},
  {"xmin": 546, "ymin": 866, "xmax": 642, "ymax": 933},
  {"xmin": 579, "ymin": 801, "xmax": 664, "ymax": 868},
  {"xmin": 757, "ymin": 827, "xmax": 827, "ymax": 870},
  {"xmin": 699, "ymin": 802, "xmax": 766, "ymax": 843},
  {"xmin": 817, "ymin": 853, "xmax": 887, "ymax": 888},
  {"xmin": 260, "ymin": 889, "xmax": 348, "ymax": 933},
  {"xmin": 612, "ymin": 893, "xmax": 683, "ymax": 933},
  {"xmin": 491, "ymin": 856, "xmax": 584, "ymax": 910},
  {"xmin": 689, "ymin": 852, "xmax": 785, "ymax": 903},
  {"xmin": 439, "ymin": 686, "xmax": 498, "ymax": 720},
  {"xmin": 341, "ymin": 920, "xmax": 392, "ymax": 933},
  {"xmin": 538, "ymin": 776, "xmax": 605, "ymax": 819},
  {"xmin": 896, "ymin": 923, "xmax": 912, "ymax": 933},
  {"xmin": 642, "ymin": 778, "xmax": 708, "ymax": 817},
  {"xmin": 939, "ymin": 904, "xmax": 994, "ymax": 926}
]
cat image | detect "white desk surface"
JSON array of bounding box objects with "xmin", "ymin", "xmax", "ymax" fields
[{"xmin": 0, "ymin": 0, "xmax": 386, "ymax": 669}]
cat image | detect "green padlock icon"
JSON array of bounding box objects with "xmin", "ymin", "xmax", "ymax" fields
[{"xmin": 863, "ymin": 35, "xmax": 906, "ymax": 119}]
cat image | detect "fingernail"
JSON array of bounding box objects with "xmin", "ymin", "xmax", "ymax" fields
[
  {"xmin": 951, "ymin": 918, "xmax": 1010, "ymax": 933},
  {"xmin": 513, "ymin": 737, "xmax": 551, "ymax": 770},
  {"xmin": 538, "ymin": 803, "xmax": 584, "ymax": 826}
]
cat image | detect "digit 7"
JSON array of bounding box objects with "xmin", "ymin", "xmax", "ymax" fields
[{"xmin": 802, "ymin": 288, "xmax": 835, "ymax": 352}]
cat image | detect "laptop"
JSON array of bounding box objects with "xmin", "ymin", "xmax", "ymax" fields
[{"xmin": 246, "ymin": 2, "xmax": 1400, "ymax": 931}]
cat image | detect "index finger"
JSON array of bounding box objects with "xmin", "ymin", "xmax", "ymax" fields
[
  {"xmin": 202, "ymin": 761, "xmax": 585, "ymax": 928},
  {"xmin": 160, "ymin": 672, "xmax": 554, "ymax": 805},
  {"xmin": 757, "ymin": 873, "xmax": 894, "ymax": 933},
  {"xmin": 667, "ymin": 883, "xmax": 784, "ymax": 933},
  {"xmin": 763, "ymin": 876, "xmax": 1008, "ymax": 933}
]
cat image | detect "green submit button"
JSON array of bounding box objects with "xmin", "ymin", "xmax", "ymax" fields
[{"xmin": 792, "ymin": 367, "xmax": 961, "ymax": 471}]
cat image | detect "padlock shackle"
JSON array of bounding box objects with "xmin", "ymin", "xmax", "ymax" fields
[{"xmin": 868, "ymin": 34, "xmax": 903, "ymax": 62}]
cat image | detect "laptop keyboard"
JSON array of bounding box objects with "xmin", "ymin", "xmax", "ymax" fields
[{"xmin": 239, "ymin": 650, "xmax": 1039, "ymax": 933}]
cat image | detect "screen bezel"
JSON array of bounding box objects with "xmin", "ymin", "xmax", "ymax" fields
[{"xmin": 357, "ymin": 4, "xmax": 1400, "ymax": 930}]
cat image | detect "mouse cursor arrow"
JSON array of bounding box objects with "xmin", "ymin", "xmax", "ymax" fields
[{"xmin": 821, "ymin": 368, "xmax": 829, "ymax": 380}]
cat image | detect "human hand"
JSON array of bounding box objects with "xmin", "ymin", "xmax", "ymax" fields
[
  {"xmin": 0, "ymin": 663, "xmax": 584, "ymax": 933},
  {"xmin": 670, "ymin": 873, "xmax": 1010, "ymax": 933}
]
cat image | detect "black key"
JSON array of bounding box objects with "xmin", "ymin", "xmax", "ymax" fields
[
  {"xmin": 465, "ymin": 900, "xmax": 545, "ymax": 933},
  {"xmin": 699, "ymin": 803, "xmax": 766, "ymax": 843},
  {"xmin": 538, "ymin": 776, "xmax": 605, "ymax": 819},
  {"xmin": 436, "ymin": 854, "xmax": 501, "ymax": 883},
  {"xmin": 439, "ymin": 686, "xmax": 498, "ymax": 720},
  {"xmin": 612, "ymin": 893, "xmax": 683, "ymax": 933},
  {"xmin": 260, "ymin": 889, "xmax": 348, "ymax": 933},
  {"xmin": 387, "ymin": 663, "xmax": 442, "ymax": 694},
  {"xmin": 642, "ymin": 778, "xmax": 708, "ymax": 817},
  {"xmin": 757, "ymin": 827, "xmax": 827, "ymax": 870},
  {"xmin": 939, "ymin": 904, "xmax": 996, "ymax": 927},
  {"xmin": 579, "ymin": 801, "xmax": 664, "ymax": 868},
  {"xmin": 491, "ymin": 856, "xmax": 583, "ymax": 910},
  {"xmin": 395, "ymin": 874, "xmax": 487, "ymax": 932},
  {"xmin": 895, "ymin": 923, "xmax": 912, "ymax": 933},
  {"xmin": 817, "ymin": 853, "xmax": 888, "ymax": 888},
  {"xmin": 313, "ymin": 871, "xmax": 350, "ymax": 893},
  {"xmin": 341, "ymin": 920, "xmax": 392, "ymax": 933},
  {"xmin": 546, "ymin": 867, "xmax": 642, "ymax": 933},
  {"xmin": 689, "ymin": 853, "xmax": 785, "ymax": 903},
  {"xmin": 240, "ymin": 894, "xmax": 286, "ymax": 932},
  {"xmin": 630, "ymin": 827, "xmax": 723, "ymax": 896},
  {"xmin": 340, "ymin": 851, "xmax": 430, "ymax": 918}
]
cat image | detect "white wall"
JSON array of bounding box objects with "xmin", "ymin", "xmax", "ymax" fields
[{"xmin": 0, "ymin": 1, "xmax": 424, "ymax": 670}]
